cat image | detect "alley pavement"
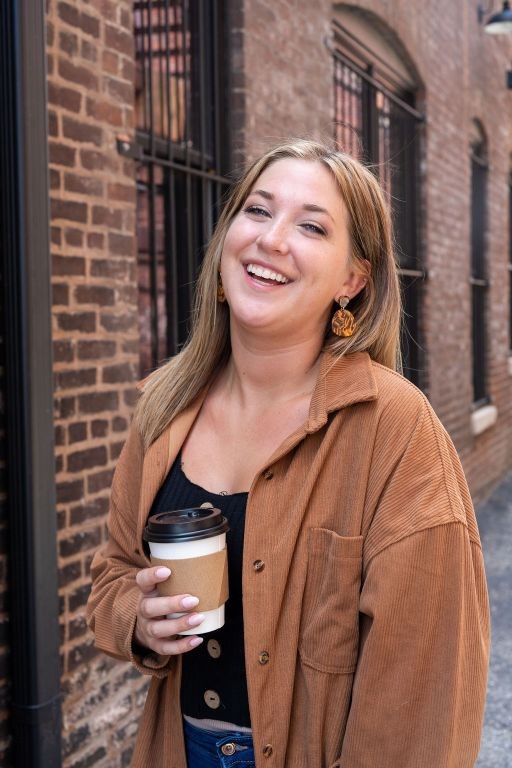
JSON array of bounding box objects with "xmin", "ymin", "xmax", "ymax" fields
[{"xmin": 475, "ymin": 472, "xmax": 512, "ymax": 767}]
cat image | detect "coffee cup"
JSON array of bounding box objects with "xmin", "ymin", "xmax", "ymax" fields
[{"xmin": 143, "ymin": 507, "xmax": 229, "ymax": 635}]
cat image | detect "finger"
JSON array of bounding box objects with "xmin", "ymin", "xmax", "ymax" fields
[
  {"xmin": 156, "ymin": 635, "xmax": 204, "ymax": 656},
  {"xmin": 147, "ymin": 612, "xmax": 205, "ymax": 639},
  {"xmin": 136, "ymin": 566, "xmax": 171, "ymax": 595},
  {"xmin": 139, "ymin": 593, "xmax": 200, "ymax": 620}
]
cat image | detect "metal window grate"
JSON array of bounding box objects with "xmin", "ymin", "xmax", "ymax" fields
[
  {"xmin": 133, "ymin": 0, "xmax": 230, "ymax": 377},
  {"xmin": 470, "ymin": 145, "xmax": 488, "ymax": 405},
  {"xmin": 330, "ymin": 21, "xmax": 425, "ymax": 386},
  {"xmin": 509, "ymin": 173, "xmax": 512, "ymax": 353}
]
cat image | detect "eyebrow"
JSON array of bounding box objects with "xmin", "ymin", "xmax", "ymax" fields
[{"xmin": 251, "ymin": 189, "xmax": 335, "ymax": 223}]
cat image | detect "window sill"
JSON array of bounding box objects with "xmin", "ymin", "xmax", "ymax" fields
[
  {"xmin": 508, "ymin": 356, "xmax": 512, "ymax": 376},
  {"xmin": 470, "ymin": 404, "xmax": 498, "ymax": 437}
]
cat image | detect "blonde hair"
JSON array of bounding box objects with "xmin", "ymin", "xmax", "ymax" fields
[{"xmin": 135, "ymin": 138, "xmax": 402, "ymax": 449}]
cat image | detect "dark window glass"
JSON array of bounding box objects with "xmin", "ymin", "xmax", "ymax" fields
[
  {"xmin": 134, "ymin": 0, "xmax": 229, "ymax": 376},
  {"xmin": 332, "ymin": 20, "xmax": 424, "ymax": 387},
  {"xmin": 470, "ymin": 142, "xmax": 488, "ymax": 405}
]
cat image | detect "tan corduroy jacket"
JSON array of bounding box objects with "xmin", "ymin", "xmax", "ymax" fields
[{"xmin": 87, "ymin": 352, "xmax": 490, "ymax": 768}]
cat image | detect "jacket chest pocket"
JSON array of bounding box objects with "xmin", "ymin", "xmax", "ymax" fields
[{"xmin": 299, "ymin": 528, "xmax": 363, "ymax": 674}]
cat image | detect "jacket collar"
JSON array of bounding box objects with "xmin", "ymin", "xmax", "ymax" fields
[{"xmin": 306, "ymin": 350, "xmax": 379, "ymax": 432}]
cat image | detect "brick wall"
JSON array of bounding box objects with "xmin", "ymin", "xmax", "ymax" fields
[
  {"xmin": 18, "ymin": 1, "xmax": 510, "ymax": 765},
  {"xmin": 46, "ymin": 0, "xmax": 146, "ymax": 764}
]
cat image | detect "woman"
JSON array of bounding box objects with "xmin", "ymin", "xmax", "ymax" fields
[{"xmin": 87, "ymin": 139, "xmax": 489, "ymax": 768}]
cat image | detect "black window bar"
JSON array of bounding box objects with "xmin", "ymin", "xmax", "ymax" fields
[
  {"xmin": 129, "ymin": 0, "xmax": 230, "ymax": 377},
  {"xmin": 509, "ymin": 172, "xmax": 512, "ymax": 354},
  {"xmin": 470, "ymin": 142, "xmax": 489, "ymax": 406},
  {"xmin": 328, "ymin": 20, "xmax": 426, "ymax": 387}
]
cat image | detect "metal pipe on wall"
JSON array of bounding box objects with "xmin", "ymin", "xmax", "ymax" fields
[{"xmin": 0, "ymin": 0, "xmax": 62, "ymax": 765}]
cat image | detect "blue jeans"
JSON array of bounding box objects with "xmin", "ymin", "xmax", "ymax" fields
[{"xmin": 183, "ymin": 719, "xmax": 255, "ymax": 768}]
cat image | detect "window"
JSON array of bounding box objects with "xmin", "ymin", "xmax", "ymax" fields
[
  {"xmin": 470, "ymin": 124, "xmax": 489, "ymax": 405},
  {"xmin": 330, "ymin": 13, "xmax": 425, "ymax": 386},
  {"xmin": 133, "ymin": 0, "xmax": 229, "ymax": 376}
]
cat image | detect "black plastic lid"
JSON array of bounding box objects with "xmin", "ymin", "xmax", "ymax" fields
[{"xmin": 143, "ymin": 507, "xmax": 229, "ymax": 543}]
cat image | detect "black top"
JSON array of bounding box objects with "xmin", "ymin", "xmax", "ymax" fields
[{"xmin": 148, "ymin": 452, "xmax": 251, "ymax": 727}]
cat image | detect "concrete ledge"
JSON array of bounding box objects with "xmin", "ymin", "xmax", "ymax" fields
[
  {"xmin": 471, "ymin": 404, "xmax": 498, "ymax": 437},
  {"xmin": 508, "ymin": 356, "xmax": 512, "ymax": 376}
]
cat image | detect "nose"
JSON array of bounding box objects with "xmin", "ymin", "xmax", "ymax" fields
[{"xmin": 257, "ymin": 217, "xmax": 290, "ymax": 256}]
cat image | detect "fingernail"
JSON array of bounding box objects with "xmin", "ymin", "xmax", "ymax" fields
[
  {"xmin": 181, "ymin": 595, "xmax": 199, "ymax": 609},
  {"xmin": 188, "ymin": 613, "xmax": 205, "ymax": 627},
  {"xmin": 189, "ymin": 636, "xmax": 203, "ymax": 648},
  {"xmin": 155, "ymin": 567, "xmax": 171, "ymax": 578}
]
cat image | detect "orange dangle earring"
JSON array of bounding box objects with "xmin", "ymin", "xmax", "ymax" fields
[
  {"xmin": 331, "ymin": 296, "xmax": 356, "ymax": 337},
  {"xmin": 217, "ymin": 272, "xmax": 226, "ymax": 303}
]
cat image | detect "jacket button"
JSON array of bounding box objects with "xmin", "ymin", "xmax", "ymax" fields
[
  {"xmin": 258, "ymin": 650, "xmax": 270, "ymax": 665},
  {"xmin": 207, "ymin": 639, "xmax": 221, "ymax": 658},
  {"xmin": 253, "ymin": 559, "xmax": 265, "ymax": 572},
  {"xmin": 221, "ymin": 743, "xmax": 236, "ymax": 756},
  {"xmin": 204, "ymin": 690, "xmax": 221, "ymax": 709},
  {"xmin": 263, "ymin": 744, "xmax": 273, "ymax": 757},
  {"xmin": 263, "ymin": 469, "xmax": 273, "ymax": 480}
]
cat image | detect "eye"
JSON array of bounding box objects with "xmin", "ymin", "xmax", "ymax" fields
[
  {"xmin": 243, "ymin": 205, "xmax": 270, "ymax": 217},
  {"xmin": 301, "ymin": 222, "xmax": 327, "ymax": 236}
]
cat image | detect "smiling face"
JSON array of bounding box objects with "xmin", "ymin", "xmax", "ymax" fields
[{"xmin": 220, "ymin": 157, "xmax": 367, "ymax": 345}]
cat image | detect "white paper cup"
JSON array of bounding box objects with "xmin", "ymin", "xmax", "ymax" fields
[{"xmin": 143, "ymin": 508, "xmax": 229, "ymax": 635}]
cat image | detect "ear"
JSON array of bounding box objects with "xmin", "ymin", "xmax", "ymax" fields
[{"xmin": 334, "ymin": 258, "xmax": 370, "ymax": 302}]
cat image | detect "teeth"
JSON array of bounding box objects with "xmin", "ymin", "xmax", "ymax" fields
[{"xmin": 246, "ymin": 263, "xmax": 289, "ymax": 284}]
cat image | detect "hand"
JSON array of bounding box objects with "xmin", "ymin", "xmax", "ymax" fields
[{"xmin": 134, "ymin": 566, "xmax": 205, "ymax": 655}]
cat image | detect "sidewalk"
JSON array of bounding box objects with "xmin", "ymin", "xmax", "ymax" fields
[{"xmin": 475, "ymin": 473, "xmax": 512, "ymax": 767}]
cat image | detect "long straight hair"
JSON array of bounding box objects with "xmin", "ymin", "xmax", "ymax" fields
[{"xmin": 134, "ymin": 139, "xmax": 402, "ymax": 450}]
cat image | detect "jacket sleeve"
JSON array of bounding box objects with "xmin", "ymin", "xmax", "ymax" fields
[
  {"xmin": 86, "ymin": 424, "xmax": 175, "ymax": 677},
  {"xmin": 337, "ymin": 403, "xmax": 490, "ymax": 767}
]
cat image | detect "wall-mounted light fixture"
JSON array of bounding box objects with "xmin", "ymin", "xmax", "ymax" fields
[{"xmin": 478, "ymin": 0, "xmax": 512, "ymax": 33}]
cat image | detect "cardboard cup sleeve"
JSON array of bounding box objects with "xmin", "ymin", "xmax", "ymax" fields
[{"xmin": 151, "ymin": 549, "xmax": 229, "ymax": 612}]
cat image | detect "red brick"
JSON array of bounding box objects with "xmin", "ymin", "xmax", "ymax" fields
[
  {"xmin": 77, "ymin": 340, "xmax": 116, "ymax": 360},
  {"xmin": 68, "ymin": 422, "xmax": 88, "ymax": 443},
  {"xmin": 91, "ymin": 419, "xmax": 109, "ymax": 438},
  {"xmin": 48, "ymin": 83, "xmax": 82, "ymax": 113},
  {"xmin": 52, "ymin": 283, "xmax": 70, "ymax": 305},
  {"xmin": 49, "ymin": 141, "xmax": 76, "ymax": 167},
  {"xmin": 86, "ymin": 468, "xmax": 114, "ymax": 494},
  {"xmin": 58, "ymin": 29, "xmax": 78, "ymax": 57},
  {"xmin": 56, "ymin": 312, "xmax": 96, "ymax": 333},
  {"xmin": 90, "ymin": 259, "xmax": 130, "ymax": 280},
  {"xmin": 105, "ymin": 24, "xmax": 133, "ymax": 57},
  {"xmin": 78, "ymin": 391, "xmax": 119, "ymax": 414},
  {"xmin": 102, "ymin": 363, "xmax": 136, "ymax": 384},
  {"xmin": 51, "ymin": 226, "xmax": 62, "ymax": 245},
  {"xmin": 58, "ymin": 58, "xmax": 99, "ymax": 91},
  {"xmin": 50, "ymin": 169, "xmax": 61, "ymax": 190},
  {"xmin": 60, "ymin": 529, "xmax": 102, "ymax": 559},
  {"xmin": 67, "ymin": 446, "xmax": 107, "ymax": 472},
  {"xmin": 91, "ymin": 205, "xmax": 123, "ymax": 228},
  {"xmin": 56, "ymin": 368, "xmax": 97, "ymax": 390},
  {"xmin": 100, "ymin": 313, "xmax": 137, "ymax": 332},
  {"xmin": 53, "ymin": 340, "xmax": 75, "ymax": 363},
  {"xmin": 87, "ymin": 232, "xmax": 104, "ymax": 249},
  {"xmin": 75, "ymin": 285, "xmax": 116, "ymax": 306},
  {"xmin": 58, "ymin": 2, "xmax": 100, "ymax": 38},
  {"xmin": 108, "ymin": 232, "xmax": 133, "ymax": 256},
  {"xmin": 86, "ymin": 98, "xmax": 123, "ymax": 126},
  {"xmin": 64, "ymin": 173, "xmax": 103, "ymax": 197},
  {"xmin": 53, "ymin": 254, "xmax": 86, "ymax": 276},
  {"xmin": 62, "ymin": 116, "xmax": 103, "ymax": 147},
  {"xmin": 51, "ymin": 199, "xmax": 87, "ymax": 224},
  {"xmin": 104, "ymin": 75, "xmax": 132, "ymax": 104},
  {"xmin": 64, "ymin": 229, "xmax": 84, "ymax": 247},
  {"xmin": 56, "ymin": 479, "xmax": 84, "ymax": 505}
]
